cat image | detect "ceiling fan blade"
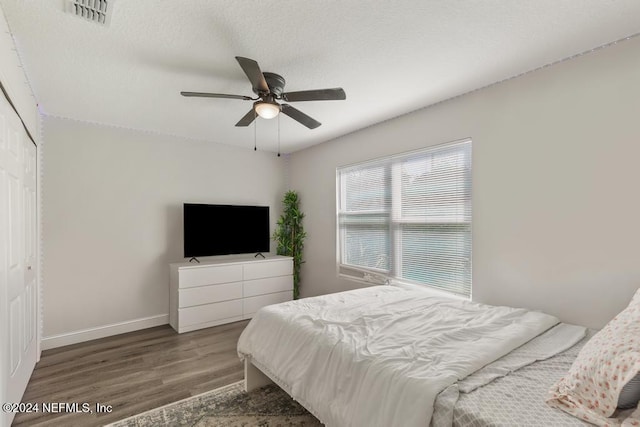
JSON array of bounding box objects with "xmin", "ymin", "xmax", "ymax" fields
[
  {"xmin": 181, "ymin": 91, "xmax": 252, "ymax": 100},
  {"xmin": 235, "ymin": 57, "xmax": 269, "ymax": 94},
  {"xmin": 281, "ymin": 104, "xmax": 321, "ymax": 129},
  {"xmin": 282, "ymin": 88, "xmax": 346, "ymax": 102},
  {"xmin": 235, "ymin": 109, "xmax": 257, "ymax": 127}
]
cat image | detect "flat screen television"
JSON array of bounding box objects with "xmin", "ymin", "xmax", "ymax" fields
[{"xmin": 183, "ymin": 203, "xmax": 270, "ymax": 258}]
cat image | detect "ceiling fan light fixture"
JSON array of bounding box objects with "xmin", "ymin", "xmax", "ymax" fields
[{"xmin": 254, "ymin": 100, "xmax": 280, "ymax": 119}]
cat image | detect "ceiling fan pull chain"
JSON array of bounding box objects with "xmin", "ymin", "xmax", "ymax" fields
[
  {"xmin": 254, "ymin": 109, "xmax": 257, "ymax": 151},
  {"xmin": 277, "ymin": 113, "xmax": 281, "ymax": 157}
]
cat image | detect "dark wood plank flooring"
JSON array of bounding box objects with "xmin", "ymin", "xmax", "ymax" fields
[{"xmin": 12, "ymin": 320, "xmax": 249, "ymax": 426}]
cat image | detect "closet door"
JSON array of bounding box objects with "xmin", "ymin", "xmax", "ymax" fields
[{"xmin": 0, "ymin": 95, "xmax": 37, "ymax": 427}]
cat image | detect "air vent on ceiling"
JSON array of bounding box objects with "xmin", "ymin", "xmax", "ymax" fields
[{"xmin": 66, "ymin": 0, "xmax": 114, "ymax": 25}]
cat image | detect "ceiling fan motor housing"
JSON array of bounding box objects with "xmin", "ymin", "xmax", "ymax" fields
[{"xmin": 260, "ymin": 72, "xmax": 286, "ymax": 97}]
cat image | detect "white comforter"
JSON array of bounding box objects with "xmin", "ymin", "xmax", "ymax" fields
[{"xmin": 237, "ymin": 285, "xmax": 559, "ymax": 427}]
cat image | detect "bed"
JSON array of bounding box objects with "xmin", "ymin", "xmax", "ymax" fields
[
  {"xmin": 237, "ymin": 285, "xmax": 640, "ymax": 427},
  {"xmin": 431, "ymin": 327, "xmax": 594, "ymax": 426}
]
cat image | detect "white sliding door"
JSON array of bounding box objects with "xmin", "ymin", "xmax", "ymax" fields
[{"xmin": 0, "ymin": 93, "xmax": 38, "ymax": 427}]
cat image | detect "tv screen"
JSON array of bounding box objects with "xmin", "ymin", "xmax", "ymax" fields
[{"xmin": 183, "ymin": 203, "xmax": 270, "ymax": 258}]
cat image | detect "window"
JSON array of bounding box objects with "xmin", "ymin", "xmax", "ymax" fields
[{"xmin": 337, "ymin": 139, "xmax": 472, "ymax": 297}]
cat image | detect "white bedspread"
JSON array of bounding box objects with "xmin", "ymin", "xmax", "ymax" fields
[{"xmin": 237, "ymin": 285, "xmax": 559, "ymax": 427}]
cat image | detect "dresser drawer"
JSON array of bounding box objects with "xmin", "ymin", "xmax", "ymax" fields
[
  {"xmin": 243, "ymin": 290, "xmax": 292, "ymax": 317},
  {"xmin": 170, "ymin": 256, "xmax": 293, "ymax": 333},
  {"xmin": 178, "ymin": 264, "xmax": 243, "ymax": 288},
  {"xmin": 179, "ymin": 282, "xmax": 242, "ymax": 308},
  {"xmin": 179, "ymin": 299, "xmax": 243, "ymax": 327},
  {"xmin": 243, "ymin": 276, "xmax": 293, "ymax": 298},
  {"xmin": 243, "ymin": 259, "xmax": 293, "ymax": 281}
]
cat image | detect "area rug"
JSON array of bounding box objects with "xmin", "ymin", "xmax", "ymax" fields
[{"xmin": 107, "ymin": 381, "xmax": 323, "ymax": 427}]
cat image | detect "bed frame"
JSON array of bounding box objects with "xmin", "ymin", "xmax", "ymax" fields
[
  {"xmin": 244, "ymin": 358, "xmax": 274, "ymax": 392},
  {"xmin": 244, "ymin": 357, "xmax": 326, "ymax": 424}
]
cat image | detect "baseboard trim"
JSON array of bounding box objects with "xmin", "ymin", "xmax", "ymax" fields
[{"xmin": 41, "ymin": 314, "xmax": 169, "ymax": 350}]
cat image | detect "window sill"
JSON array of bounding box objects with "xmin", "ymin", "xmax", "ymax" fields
[
  {"xmin": 388, "ymin": 280, "xmax": 470, "ymax": 301},
  {"xmin": 338, "ymin": 267, "xmax": 470, "ymax": 301}
]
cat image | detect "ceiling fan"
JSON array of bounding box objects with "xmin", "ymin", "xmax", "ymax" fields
[{"xmin": 181, "ymin": 57, "xmax": 346, "ymax": 129}]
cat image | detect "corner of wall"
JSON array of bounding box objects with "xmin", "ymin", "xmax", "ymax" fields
[{"xmin": 36, "ymin": 111, "xmax": 45, "ymax": 358}]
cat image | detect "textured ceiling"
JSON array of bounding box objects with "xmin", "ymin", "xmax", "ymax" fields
[{"xmin": 1, "ymin": 1, "xmax": 640, "ymax": 153}]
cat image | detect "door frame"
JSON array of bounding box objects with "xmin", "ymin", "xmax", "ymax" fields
[{"xmin": 0, "ymin": 79, "xmax": 40, "ymax": 427}]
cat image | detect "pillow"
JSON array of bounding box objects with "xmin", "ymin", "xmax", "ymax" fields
[
  {"xmin": 546, "ymin": 288, "xmax": 640, "ymax": 427},
  {"xmin": 619, "ymin": 373, "xmax": 640, "ymax": 410}
]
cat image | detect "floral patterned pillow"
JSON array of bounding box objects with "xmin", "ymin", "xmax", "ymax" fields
[{"xmin": 547, "ymin": 288, "xmax": 640, "ymax": 427}]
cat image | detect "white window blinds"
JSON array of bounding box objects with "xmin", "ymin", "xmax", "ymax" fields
[{"xmin": 337, "ymin": 139, "xmax": 472, "ymax": 297}]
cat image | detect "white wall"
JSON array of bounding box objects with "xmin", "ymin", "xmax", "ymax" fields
[
  {"xmin": 290, "ymin": 36, "xmax": 640, "ymax": 330},
  {"xmin": 0, "ymin": 6, "xmax": 37, "ymax": 139},
  {"xmin": 42, "ymin": 117, "xmax": 287, "ymax": 346}
]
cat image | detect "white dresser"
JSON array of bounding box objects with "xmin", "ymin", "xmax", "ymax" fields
[{"xmin": 169, "ymin": 255, "xmax": 293, "ymax": 333}]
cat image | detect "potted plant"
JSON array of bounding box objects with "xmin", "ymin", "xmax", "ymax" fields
[{"xmin": 273, "ymin": 191, "xmax": 306, "ymax": 299}]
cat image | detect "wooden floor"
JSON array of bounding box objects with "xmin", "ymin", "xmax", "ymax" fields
[{"xmin": 12, "ymin": 320, "xmax": 249, "ymax": 427}]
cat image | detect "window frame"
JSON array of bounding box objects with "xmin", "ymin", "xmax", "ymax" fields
[{"xmin": 335, "ymin": 138, "xmax": 472, "ymax": 297}]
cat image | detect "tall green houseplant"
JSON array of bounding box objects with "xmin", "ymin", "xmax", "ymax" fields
[{"xmin": 273, "ymin": 191, "xmax": 306, "ymax": 299}]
